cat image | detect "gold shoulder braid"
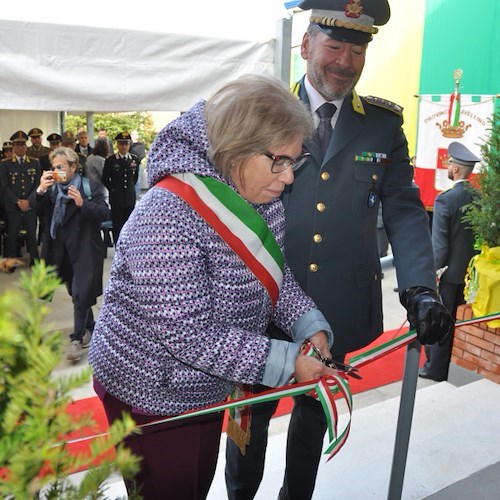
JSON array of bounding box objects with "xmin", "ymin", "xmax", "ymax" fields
[{"xmin": 310, "ymin": 15, "xmax": 379, "ymax": 34}]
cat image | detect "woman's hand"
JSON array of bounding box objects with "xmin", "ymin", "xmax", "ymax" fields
[
  {"xmin": 68, "ymin": 185, "xmax": 84, "ymax": 207},
  {"xmin": 38, "ymin": 170, "xmax": 55, "ymax": 193},
  {"xmin": 294, "ymin": 354, "xmax": 338, "ymax": 384},
  {"xmin": 307, "ymin": 331, "xmax": 331, "ymax": 360}
]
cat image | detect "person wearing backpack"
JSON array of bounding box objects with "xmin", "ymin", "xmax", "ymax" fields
[{"xmin": 30, "ymin": 147, "xmax": 110, "ymax": 362}]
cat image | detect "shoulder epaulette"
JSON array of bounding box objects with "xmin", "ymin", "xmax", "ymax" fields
[
  {"xmin": 364, "ymin": 96, "xmax": 403, "ymax": 116},
  {"xmin": 290, "ymin": 81, "xmax": 301, "ymax": 97}
]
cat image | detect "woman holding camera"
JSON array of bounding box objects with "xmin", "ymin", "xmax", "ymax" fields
[{"xmin": 31, "ymin": 146, "xmax": 110, "ymax": 362}]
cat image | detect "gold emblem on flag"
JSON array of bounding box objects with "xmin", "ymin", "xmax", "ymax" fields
[{"xmin": 436, "ymin": 68, "xmax": 471, "ymax": 138}]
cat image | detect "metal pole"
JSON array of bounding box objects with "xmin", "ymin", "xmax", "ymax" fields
[
  {"xmin": 274, "ymin": 17, "xmax": 292, "ymax": 85},
  {"xmin": 86, "ymin": 112, "xmax": 94, "ymax": 147},
  {"xmin": 387, "ymin": 339, "xmax": 421, "ymax": 500}
]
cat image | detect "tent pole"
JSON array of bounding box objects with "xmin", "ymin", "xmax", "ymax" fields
[
  {"xmin": 86, "ymin": 112, "xmax": 94, "ymax": 146},
  {"xmin": 274, "ymin": 17, "xmax": 292, "ymax": 85}
]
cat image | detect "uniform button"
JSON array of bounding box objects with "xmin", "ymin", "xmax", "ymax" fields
[
  {"xmin": 316, "ymin": 202, "xmax": 326, "ymax": 212},
  {"xmin": 321, "ymin": 171, "xmax": 330, "ymax": 181},
  {"xmin": 309, "ymin": 263, "xmax": 318, "ymax": 272},
  {"xmin": 313, "ymin": 234, "xmax": 322, "ymax": 243}
]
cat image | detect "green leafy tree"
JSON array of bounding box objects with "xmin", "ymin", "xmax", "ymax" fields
[
  {"xmin": 463, "ymin": 112, "xmax": 500, "ymax": 248},
  {"xmin": 0, "ymin": 262, "xmax": 140, "ymax": 499},
  {"xmin": 65, "ymin": 112, "xmax": 157, "ymax": 151}
]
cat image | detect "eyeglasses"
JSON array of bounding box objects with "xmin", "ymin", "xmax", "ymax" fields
[{"xmin": 263, "ymin": 151, "xmax": 311, "ymax": 174}]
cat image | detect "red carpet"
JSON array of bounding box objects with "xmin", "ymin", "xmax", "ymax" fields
[{"xmin": 65, "ymin": 326, "xmax": 424, "ymax": 466}]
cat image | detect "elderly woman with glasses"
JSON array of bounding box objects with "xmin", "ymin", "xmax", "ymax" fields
[{"xmin": 89, "ymin": 74, "xmax": 336, "ymax": 499}]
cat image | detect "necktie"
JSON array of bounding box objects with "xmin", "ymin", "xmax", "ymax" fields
[{"xmin": 316, "ymin": 103, "xmax": 337, "ymax": 156}]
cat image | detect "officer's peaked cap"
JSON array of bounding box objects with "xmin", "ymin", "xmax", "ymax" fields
[
  {"xmin": 115, "ymin": 131, "xmax": 132, "ymax": 142},
  {"xmin": 299, "ymin": 0, "xmax": 390, "ymax": 44},
  {"xmin": 28, "ymin": 128, "xmax": 43, "ymax": 137},
  {"xmin": 10, "ymin": 131, "xmax": 29, "ymax": 143},
  {"xmin": 62, "ymin": 130, "xmax": 75, "ymax": 143},
  {"xmin": 47, "ymin": 133, "xmax": 62, "ymax": 143},
  {"xmin": 448, "ymin": 142, "xmax": 480, "ymax": 168}
]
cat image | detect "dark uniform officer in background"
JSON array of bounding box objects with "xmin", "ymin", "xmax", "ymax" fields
[
  {"xmin": 1, "ymin": 142, "xmax": 13, "ymax": 243},
  {"xmin": 1, "ymin": 141, "xmax": 13, "ymax": 161},
  {"xmin": 27, "ymin": 128, "xmax": 50, "ymax": 159},
  {"xmin": 0, "ymin": 131, "xmax": 40, "ymax": 264},
  {"xmin": 39, "ymin": 133, "xmax": 62, "ymax": 171},
  {"xmin": 102, "ymin": 131, "xmax": 139, "ymax": 244},
  {"xmin": 225, "ymin": 1, "xmax": 454, "ymax": 499},
  {"xmin": 420, "ymin": 142, "xmax": 480, "ymax": 382}
]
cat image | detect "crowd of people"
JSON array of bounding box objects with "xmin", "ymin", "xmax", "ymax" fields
[
  {"xmin": 0, "ymin": 0, "xmax": 482, "ymax": 498},
  {"xmin": 0, "ymin": 127, "xmax": 146, "ymax": 361}
]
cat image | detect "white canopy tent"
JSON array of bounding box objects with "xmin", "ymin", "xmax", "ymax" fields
[{"xmin": 0, "ymin": 0, "xmax": 291, "ymax": 141}]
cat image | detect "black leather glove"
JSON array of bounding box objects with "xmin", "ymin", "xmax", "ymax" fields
[{"xmin": 400, "ymin": 286, "xmax": 454, "ymax": 346}]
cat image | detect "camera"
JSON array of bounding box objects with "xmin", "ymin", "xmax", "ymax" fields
[{"xmin": 51, "ymin": 169, "xmax": 67, "ymax": 182}]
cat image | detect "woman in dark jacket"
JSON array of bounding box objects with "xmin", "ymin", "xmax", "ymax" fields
[{"xmin": 31, "ymin": 146, "xmax": 110, "ymax": 362}]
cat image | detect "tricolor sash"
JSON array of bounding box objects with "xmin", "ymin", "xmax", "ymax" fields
[
  {"xmin": 156, "ymin": 173, "xmax": 284, "ymax": 307},
  {"xmin": 157, "ymin": 172, "xmax": 285, "ymax": 453}
]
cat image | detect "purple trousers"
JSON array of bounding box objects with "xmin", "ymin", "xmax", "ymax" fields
[{"xmin": 99, "ymin": 388, "xmax": 224, "ymax": 499}]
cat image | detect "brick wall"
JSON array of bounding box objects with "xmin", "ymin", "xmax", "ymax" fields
[{"xmin": 453, "ymin": 304, "xmax": 500, "ymax": 383}]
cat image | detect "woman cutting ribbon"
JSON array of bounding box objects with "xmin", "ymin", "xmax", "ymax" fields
[{"xmin": 89, "ymin": 74, "xmax": 336, "ymax": 499}]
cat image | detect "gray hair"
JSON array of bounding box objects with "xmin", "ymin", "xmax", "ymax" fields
[
  {"xmin": 49, "ymin": 146, "xmax": 80, "ymax": 166},
  {"xmin": 204, "ymin": 74, "xmax": 313, "ymax": 177}
]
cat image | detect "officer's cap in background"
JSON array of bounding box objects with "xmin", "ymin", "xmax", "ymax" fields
[
  {"xmin": 61, "ymin": 131, "xmax": 75, "ymax": 143},
  {"xmin": 298, "ymin": 0, "xmax": 390, "ymax": 44},
  {"xmin": 448, "ymin": 142, "xmax": 480, "ymax": 168},
  {"xmin": 115, "ymin": 131, "xmax": 132, "ymax": 142},
  {"xmin": 28, "ymin": 128, "xmax": 43, "ymax": 137},
  {"xmin": 10, "ymin": 131, "xmax": 29, "ymax": 143},
  {"xmin": 47, "ymin": 133, "xmax": 62, "ymax": 144},
  {"xmin": 2, "ymin": 141, "xmax": 13, "ymax": 150}
]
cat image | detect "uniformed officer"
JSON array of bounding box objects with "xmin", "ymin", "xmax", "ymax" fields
[
  {"xmin": 0, "ymin": 131, "xmax": 40, "ymax": 264},
  {"xmin": 102, "ymin": 131, "xmax": 139, "ymax": 243},
  {"xmin": 39, "ymin": 133, "xmax": 62, "ymax": 171},
  {"xmin": 1, "ymin": 141, "xmax": 13, "ymax": 161},
  {"xmin": 27, "ymin": 128, "xmax": 51, "ymax": 159},
  {"xmin": 0, "ymin": 142, "xmax": 13, "ymax": 232},
  {"xmin": 419, "ymin": 142, "xmax": 480, "ymax": 382},
  {"xmin": 225, "ymin": 1, "xmax": 454, "ymax": 499}
]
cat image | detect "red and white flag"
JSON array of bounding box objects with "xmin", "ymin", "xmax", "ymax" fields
[{"xmin": 414, "ymin": 94, "xmax": 495, "ymax": 209}]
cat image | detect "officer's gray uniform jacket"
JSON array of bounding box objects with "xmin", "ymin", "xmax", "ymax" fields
[
  {"xmin": 432, "ymin": 181, "xmax": 478, "ymax": 285},
  {"xmin": 282, "ymin": 79, "xmax": 436, "ymax": 356}
]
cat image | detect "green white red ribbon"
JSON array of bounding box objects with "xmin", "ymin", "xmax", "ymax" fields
[
  {"xmin": 448, "ymin": 89, "xmax": 461, "ymax": 127},
  {"xmin": 156, "ymin": 173, "xmax": 284, "ymax": 307},
  {"xmin": 348, "ymin": 311, "xmax": 500, "ymax": 369},
  {"xmin": 58, "ymin": 312, "xmax": 500, "ymax": 460}
]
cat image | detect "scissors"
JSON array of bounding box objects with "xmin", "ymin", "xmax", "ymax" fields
[{"xmin": 309, "ymin": 344, "xmax": 362, "ymax": 380}]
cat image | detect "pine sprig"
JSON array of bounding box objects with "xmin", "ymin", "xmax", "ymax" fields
[
  {"xmin": 463, "ymin": 111, "xmax": 500, "ymax": 247},
  {"xmin": 0, "ymin": 263, "xmax": 140, "ymax": 498}
]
